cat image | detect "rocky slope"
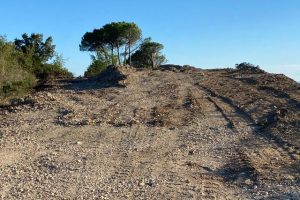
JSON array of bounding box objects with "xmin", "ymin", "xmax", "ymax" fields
[{"xmin": 0, "ymin": 66, "xmax": 299, "ymax": 199}]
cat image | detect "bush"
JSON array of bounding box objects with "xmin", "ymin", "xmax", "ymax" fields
[
  {"xmin": 0, "ymin": 36, "xmax": 37, "ymax": 102},
  {"xmin": 35, "ymin": 63, "xmax": 73, "ymax": 80},
  {"xmin": 84, "ymin": 60, "xmax": 108, "ymax": 78},
  {"xmin": 1, "ymin": 35, "xmax": 73, "ymax": 103},
  {"xmin": 1, "ymin": 75, "xmax": 36, "ymax": 97},
  {"xmin": 235, "ymin": 62, "xmax": 264, "ymax": 73}
]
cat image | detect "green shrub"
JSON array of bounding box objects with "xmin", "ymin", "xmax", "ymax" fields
[
  {"xmin": 235, "ymin": 62, "xmax": 264, "ymax": 73},
  {"xmin": 1, "ymin": 34, "xmax": 73, "ymax": 103},
  {"xmin": 0, "ymin": 36, "xmax": 37, "ymax": 102},
  {"xmin": 36, "ymin": 63, "xmax": 73, "ymax": 80},
  {"xmin": 84, "ymin": 60, "xmax": 108, "ymax": 77},
  {"xmin": 0, "ymin": 71, "xmax": 36, "ymax": 102},
  {"xmin": 1, "ymin": 74, "xmax": 36, "ymax": 97},
  {"xmin": 13, "ymin": 34, "xmax": 73, "ymax": 80}
]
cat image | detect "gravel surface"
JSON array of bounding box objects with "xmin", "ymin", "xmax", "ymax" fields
[{"xmin": 0, "ymin": 66, "xmax": 299, "ymax": 199}]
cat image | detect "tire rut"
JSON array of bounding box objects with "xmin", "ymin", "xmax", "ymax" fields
[
  {"xmin": 190, "ymin": 77, "xmax": 300, "ymax": 197},
  {"xmin": 196, "ymin": 83, "xmax": 299, "ymax": 158}
]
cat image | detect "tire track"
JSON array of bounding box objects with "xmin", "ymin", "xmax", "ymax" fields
[
  {"xmin": 169, "ymin": 77, "xmax": 247, "ymax": 199},
  {"xmin": 196, "ymin": 83, "xmax": 300, "ymax": 158},
  {"xmin": 191, "ymin": 77, "xmax": 300, "ymax": 196}
]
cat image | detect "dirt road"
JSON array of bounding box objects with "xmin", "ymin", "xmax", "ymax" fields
[{"xmin": 1, "ymin": 67, "xmax": 299, "ymax": 199}]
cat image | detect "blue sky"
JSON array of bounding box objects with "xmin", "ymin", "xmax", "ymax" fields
[{"xmin": 1, "ymin": 0, "xmax": 300, "ymax": 81}]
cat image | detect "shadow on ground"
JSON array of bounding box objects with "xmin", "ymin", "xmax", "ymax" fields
[{"xmin": 61, "ymin": 66, "xmax": 127, "ymax": 91}]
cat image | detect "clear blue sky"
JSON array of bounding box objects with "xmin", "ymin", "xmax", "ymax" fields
[{"xmin": 1, "ymin": 0, "xmax": 300, "ymax": 81}]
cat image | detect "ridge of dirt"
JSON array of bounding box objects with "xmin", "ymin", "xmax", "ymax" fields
[{"xmin": 0, "ymin": 66, "xmax": 299, "ymax": 199}]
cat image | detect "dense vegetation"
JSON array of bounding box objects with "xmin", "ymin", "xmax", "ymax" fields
[
  {"xmin": 14, "ymin": 33, "xmax": 73, "ymax": 80},
  {"xmin": 81, "ymin": 21, "xmax": 166, "ymax": 76},
  {"xmin": 0, "ymin": 34, "xmax": 72, "ymax": 102},
  {"xmin": 235, "ymin": 62, "xmax": 265, "ymax": 73},
  {"xmin": 84, "ymin": 50, "xmax": 116, "ymax": 77},
  {"xmin": 0, "ymin": 36, "xmax": 36, "ymax": 101},
  {"xmin": 130, "ymin": 37, "xmax": 166, "ymax": 69},
  {"xmin": 1, "ymin": 21, "xmax": 168, "ymax": 102}
]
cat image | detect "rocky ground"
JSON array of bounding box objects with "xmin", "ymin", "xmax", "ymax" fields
[{"xmin": 0, "ymin": 66, "xmax": 299, "ymax": 199}]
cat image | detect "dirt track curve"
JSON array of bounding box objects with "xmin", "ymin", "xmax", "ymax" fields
[{"xmin": 1, "ymin": 67, "xmax": 300, "ymax": 199}]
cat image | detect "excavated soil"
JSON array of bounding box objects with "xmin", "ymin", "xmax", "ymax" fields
[{"xmin": 0, "ymin": 66, "xmax": 300, "ymax": 199}]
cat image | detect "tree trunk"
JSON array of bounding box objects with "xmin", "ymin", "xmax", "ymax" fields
[
  {"xmin": 102, "ymin": 47, "xmax": 109, "ymax": 64},
  {"xmin": 123, "ymin": 46, "xmax": 127, "ymax": 65},
  {"xmin": 111, "ymin": 45, "xmax": 114, "ymax": 65},
  {"xmin": 151, "ymin": 54, "xmax": 154, "ymax": 69},
  {"xmin": 128, "ymin": 42, "xmax": 131, "ymax": 66},
  {"xmin": 117, "ymin": 44, "xmax": 121, "ymax": 65},
  {"xmin": 152, "ymin": 54, "xmax": 155, "ymax": 69}
]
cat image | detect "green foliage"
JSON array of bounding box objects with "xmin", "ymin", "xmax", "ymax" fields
[
  {"xmin": 84, "ymin": 60, "xmax": 108, "ymax": 78},
  {"xmin": 14, "ymin": 34, "xmax": 72, "ymax": 80},
  {"xmin": 0, "ymin": 36, "xmax": 37, "ymax": 101},
  {"xmin": 0, "ymin": 75, "xmax": 36, "ymax": 98},
  {"xmin": 84, "ymin": 49, "xmax": 116, "ymax": 77},
  {"xmin": 35, "ymin": 54, "xmax": 73, "ymax": 80},
  {"xmin": 122, "ymin": 22, "xmax": 142, "ymax": 65},
  {"xmin": 80, "ymin": 22, "xmax": 142, "ymax": 65},
  {"xmin": 1, "ymin": 34, "xmax": 73, "ymax": 102},
  {"xmin": 13, "ymin": 33, "xmax": 71, "ymax": 79},
  {"xmin": 14, "ymin": 33, "xmax": 55, "ymax": 69},
  {"xmin": 36, "ymin": 63, "xmax": 73, "ymax": 80},
  {"xmin": 235, "ymin": 62, "xmax": 264, "ymax": 73},
  {"xmin": 80, "ymin": 28, "xmax": 107, "ymax": 52},
  {"xmin": 131, "ymin": 38, "xmax": 167, "ymax": 69}
]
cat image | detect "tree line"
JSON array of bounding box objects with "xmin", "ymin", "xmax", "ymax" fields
[
  {"xmin": 80, "ymin": 21, "xmax": 167, "ymax": 77},
  {"xmin": 0, "ymin": 33, "xmax": 72, "ymax": 101},
  {"xmin": 0, "ymin": 21, "xmax": 167, "ymax": 101}
]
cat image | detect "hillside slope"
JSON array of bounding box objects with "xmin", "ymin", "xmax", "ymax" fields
[{"xmin": 0, "ymin": 66, "xmax": 299, "ymax": 199}]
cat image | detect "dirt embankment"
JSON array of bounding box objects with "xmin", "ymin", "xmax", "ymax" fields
[{"xmin": 0, "ymin": 66, "xmax": 299, "ymax": 199}]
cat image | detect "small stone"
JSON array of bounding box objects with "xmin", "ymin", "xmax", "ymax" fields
[
  {"xmin": 188, "ymin": 149, "xmax": 194, "ymax": 155},
  {"xmin": 146, "ymin": 179, "xmax": 156, "ymax": 187},
  {"xmin": 77, "ymin": 141, "xmax": 83, "ymax": 145},
  {"xmin": 244, "ymin": 179, "xmax": 253, "ymax": 185},
  {"xmin": 139, "ymin": 182, "xmax": 145, "ymax": 187},
  {"xmin": 284, "ymin": 175, "xmax": 295, "ymax": 180}
]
